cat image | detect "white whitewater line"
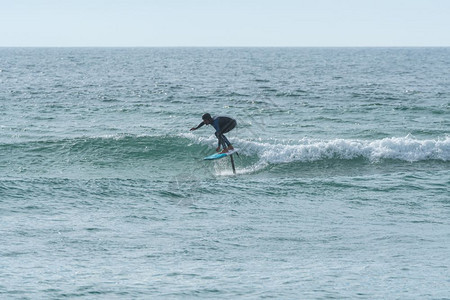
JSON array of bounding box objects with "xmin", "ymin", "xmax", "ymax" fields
[{"xmin": 182, "ymin": 133, "xmax": 450, "ymax": 163}]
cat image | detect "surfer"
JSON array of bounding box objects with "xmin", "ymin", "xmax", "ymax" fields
[{"xmin": 190, "ymin": 113, "xmax": 237, "ymax": 154}]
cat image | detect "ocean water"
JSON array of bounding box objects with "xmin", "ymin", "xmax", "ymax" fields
[{"xmin": 1, "ymin": 47, "xmax": 449, "ymax": 299}]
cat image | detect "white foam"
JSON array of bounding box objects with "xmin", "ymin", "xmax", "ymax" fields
[
  {"xmin": 182, "ymin": 132, "xmax": 450, "ymax": 163},
  {"xmin": 251, "ymin": 136, "xmax": 450, "ymax": 163}
]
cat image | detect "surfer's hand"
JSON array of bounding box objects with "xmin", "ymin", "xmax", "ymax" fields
[{"xmin": 190, "ymin": 127, "xmax": 196, "ymax": 131}]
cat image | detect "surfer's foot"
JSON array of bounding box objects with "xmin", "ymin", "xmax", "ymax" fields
[{"xmin": 220, "ymin": 146, "xmax": 234, "ymax": 154}]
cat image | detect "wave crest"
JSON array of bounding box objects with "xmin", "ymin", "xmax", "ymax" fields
[
  {"xmin": 184, "ymin": 133, "xmax": 450, "ymax": 163},
  {"xmin": 259, "ymin": 137, "xmax": 449, "ymax": 163}
]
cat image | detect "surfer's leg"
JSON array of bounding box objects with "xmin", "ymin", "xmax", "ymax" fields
[
  {"xmin": 220, "ymin": 135, "xmax": 228, "ymax": 149},
  {"xmin": 222, "ymin": 134, "xmax": 233, "ymax": 149},
  {"xmin": 219, "ymin": 136, "xmax": 232, "ymax": 154},
  {"xmin": 219, "ymin": 120, "xmax": 235, "ymax": 151},
  {"xmin": 215, "ymin": 132, "xmax": 227, "ymax": 150}
]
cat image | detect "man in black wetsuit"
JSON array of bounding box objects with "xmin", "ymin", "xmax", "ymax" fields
[{"xmin": 190, "ymin": 113, "xmax": 237, "ymax": 154}]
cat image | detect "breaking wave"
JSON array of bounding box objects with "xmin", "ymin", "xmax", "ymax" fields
[
  {"xmin": 184, "ymin": 133, "xmax": 450, "ymax": 163},
  {"xmin": 2, "ymin": 134, "xmax": 449, "ymax": 179}
]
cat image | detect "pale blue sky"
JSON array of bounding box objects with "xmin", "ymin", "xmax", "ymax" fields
[{"xmin": 1, "ymin": 0, "xmax": 449, "ymax": 47}]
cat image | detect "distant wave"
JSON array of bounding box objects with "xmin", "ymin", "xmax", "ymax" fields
[{"xmin": 1, "ymin": 135, "xmax": 205, "ymax": 166}]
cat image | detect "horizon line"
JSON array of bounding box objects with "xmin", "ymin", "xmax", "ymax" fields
[{"xmin": 1, "ymin": 45, "xmax": 449, "ymax": 48}]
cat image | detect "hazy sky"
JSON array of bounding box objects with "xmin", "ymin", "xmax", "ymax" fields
[{"xmin": 1, "ymin": 0, "xmax": 449, "ymax": 47}]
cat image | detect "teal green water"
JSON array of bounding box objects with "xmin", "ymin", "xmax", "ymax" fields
[{"xmin": 1, "ymin": 48, "xmax": 449, "ymax": 299}]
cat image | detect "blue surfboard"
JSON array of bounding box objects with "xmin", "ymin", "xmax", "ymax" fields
[{"xmin": 204, "ymin": 149, "xmax": 238, "ymax": 160}]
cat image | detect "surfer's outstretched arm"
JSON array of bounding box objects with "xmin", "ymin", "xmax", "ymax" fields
[{"xmin": 190, "ymin": 121, "xmax": 205, "ymax": 131}]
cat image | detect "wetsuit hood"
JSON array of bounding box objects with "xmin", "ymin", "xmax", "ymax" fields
[{"xmin": 202, "ymin": 113, "xmax": 213, "ymax": 122}]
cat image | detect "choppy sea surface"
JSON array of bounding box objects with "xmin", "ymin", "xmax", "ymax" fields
[{"xmin": 1, "ymin": 48, "xmax": 449, "ymax": 299}]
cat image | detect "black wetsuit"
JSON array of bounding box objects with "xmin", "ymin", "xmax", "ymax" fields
[{"xmin": 194, "ymin": 116, "xmax": 237, "ymax": 149}]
